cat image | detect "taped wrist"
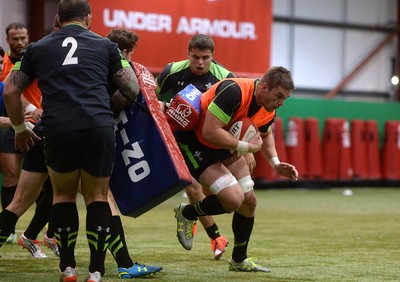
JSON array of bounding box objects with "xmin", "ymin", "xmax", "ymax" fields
[
  {"xmin": 269, "ymin": 156, "xmax": 280, "ymax": 168},
  {"xmin": 236, "ymin": 141, "xmax": 249, "ymax": 154},
  {"xmin": 12, "ymin": 122, "xmax": 27, "ymax": 133}
]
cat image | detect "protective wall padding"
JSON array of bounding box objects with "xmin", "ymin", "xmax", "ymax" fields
[
  {"xmin": 305, "ymin": 117, "xmax": 323, "ymax": 180},
  {"xmin": 286, "ymin": 117, "xmax": 306, "ymax": 179},
  {"xmin": 382, "ymin": 120, "xmax": 400, "ymax": 180}
]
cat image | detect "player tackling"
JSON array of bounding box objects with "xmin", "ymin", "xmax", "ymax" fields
[{"xmin": 173, "ymin": 66, "xmax": 298, "ymax": 272}]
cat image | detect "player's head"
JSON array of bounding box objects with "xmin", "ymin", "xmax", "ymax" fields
[
  {"xmin": 53, "ymin": 14, "xmax": 61, "ymax": 31},
  {"xmin": 0, "ymin": 45, "xmax": 5, "ymax": 73},
  {"xmin": 258, "ymin": 66, "xmax": 295, "ymax": 112},
  {"xmin": 106, "ymin": 28, "xmax": 139, "ymax": 61},
  {"xmin": 5, "ymin": 22, "xmax": 29, "ymax": 58},
  {"xmin": 261, "ymin": 66, "xmax": 295, "ymax": 91},
  {"xmin": 58, "ymin": 0, "xmax": 92, "ymax": 28},
  {"xmin": 187, "ymin": 34, "xmax": 214, "ymax": 76}
]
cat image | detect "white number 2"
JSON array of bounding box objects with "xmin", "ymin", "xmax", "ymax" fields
[{"xmin": 62, "ymin": 37, "xmax": 78, "ymax": 65}]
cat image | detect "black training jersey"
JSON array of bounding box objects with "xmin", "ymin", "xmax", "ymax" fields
[
  {"xmin": 14, "ymin": 24, "xmax": 128, "ymax": 136},
  {"xmin": 155, "ymin": 59, "xmax": 235, "ymax": 102}
]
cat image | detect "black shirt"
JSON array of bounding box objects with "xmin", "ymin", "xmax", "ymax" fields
[{"xmin": 15, "ymin": 24, "xmax": 128, "ymax": 136}]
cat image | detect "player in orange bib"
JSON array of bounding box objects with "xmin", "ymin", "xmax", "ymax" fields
[{"xmin": 174, "ymin": 66, "xmax": 298, "ymax": 273}]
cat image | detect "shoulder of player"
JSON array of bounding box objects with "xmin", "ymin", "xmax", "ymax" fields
[
  {"xmin": 209, "ymin": 60, "xmax": 234, "ymax": 79},
  {"xmin": 169, "ymin": 59, "xmax": 190, "ymax": 74},
  {"xmin": 157, "ymin": 60, "xmax": 189, "ymax": 83}
]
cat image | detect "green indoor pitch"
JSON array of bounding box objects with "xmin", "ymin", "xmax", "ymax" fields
[{"xmin": 0, "ymin": 188, "xmax": 399, "ymax": 281}]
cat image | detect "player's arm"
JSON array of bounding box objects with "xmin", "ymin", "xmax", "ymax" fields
[
  {"xmin": 109, "ymin": 42, "xmax": 140, "ymax": 103},
  {"xmin": 3, "ymin": 70, "xmax": 40, "ymax": 152},
  {"xmin": 260, "ymin": 129, "xmax": 278, "ymax": 161},
  {"xmin": 202, "ymin": 110, "xmax": 244, "ymax": 150},
  {"xmin": 110, "ymin": 88, "xmax": 133, "ymax": 112},
  {"xmin": 202, "ymin": 81, "xmax": 261, "ymax": 153},
  {"xmin": 21, "ymin": 95, "xmax": 42, "ymax": 121},
  {"xmin": 3, "ymin": 71, "xmax": 30, "ymax": 127},
  {"xmin": 112, "ymin": 66, "xmax": 140, "ymax": 102},
  {"xmin": 260, "ymin": 128, "xmax": 298, "ymax": 180}
]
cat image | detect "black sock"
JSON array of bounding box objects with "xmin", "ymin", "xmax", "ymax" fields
[
  {"xmin": 108, "ymin": 215, "xmax": 133, "ymax": 268},
  {"xmin": 205, "ymin": 223, "xmax": 221, "ymax": 240},
  {"xmin": 24, "ymin": 188, "xmax": 52, "ymax": 240},
  {"xmin": 1, "ymin": 185, "xmax": 17, "ymax": 234},
  {"xmin": 44, "ymin": 179, "xmax": 54, "ymax": 238},
  {"xmin": 52, "ymin": 202, "xmax": 79, "ymax": 271},
  {"xmin": 183, "ymin": 195, "xmax": 228, "ymax": 220},
  {"xmin": 0, "ymin": 209, "xmax": 18, "ymax": 247},
  {"xmin": 1, "ymin": 185, "xmax": 17, "ymax": 210},
  {"xmin": 86, "ymin": 201, "xmax": 112, "ymax": 276},
  {"xmin": 231, "ymin": 211, "xmax": 254, "ymax": 262}
]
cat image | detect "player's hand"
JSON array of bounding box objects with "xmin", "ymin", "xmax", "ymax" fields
[
  {"xmin": 247, "ymin": 132, "xmax": 262, "ymax": 153},
  {"xmin": 275, "ymin": 162, "xmax": 298, "ymax": 181},
  {"xmin": 14, "ymin": 128, "xmax": 41, "ymax": 153},
  {"xmin": 25, "ymin": 108, "xmax": 43, "ymax": 121}
]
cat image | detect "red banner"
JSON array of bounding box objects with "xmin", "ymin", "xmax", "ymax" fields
[{"xmin": 90, "ymin": 0, "xmax": 272, "ymax": 77}]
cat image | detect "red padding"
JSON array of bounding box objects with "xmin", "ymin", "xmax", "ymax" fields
[
  {"xmin": 365, "ymin": 120, "xmax": 381, "ymax": 180},
  {"xmin": 350, "ymin": 119, "xmax": 368, "ymax": 180},
  {"xmin": 305, "ymin": 117, "xmax": 323, "ymax": 180},
  {"xmin": 286, "ymin": 117, "xmax": 306, "ymax": 179},
  {"xmin": 382, "ymin": 120, "xmax": 400, "ymax": 180}
]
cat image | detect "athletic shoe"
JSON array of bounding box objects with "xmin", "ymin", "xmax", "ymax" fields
[
  {"xmin": 59, "ymin": 266, "xmax": 77, "ymax": 282},
  {"xmin": 210, "ymin": 236, "xmax": 229, "ymax": 260},
  {"xmin": 5, "ymin": 233, "xmax": 17, "ymax": 244},
  {"xmin": 84, "ymin": 271, "xmax": 102, "ymax": 282},
  {"xmin": 44, "ymin": 233, "xmax": 60, "ymax": 256},
  {"xmin": 192, "ymin": 222, "xmax": 198, "ymax": 236},
  {"xmin": 18, "ymin": 233, "xmax": 47, "ymax": 258},
  {"xmin": 174, "ymin": 203, "xmax": 197, "ymax": 250},
  {"xmin": 118, "ymin": 262, "xmax": 162, "ymax": 278},
  {"xmin": 228, "ymin": 257, "xmax": 271, "ymax": 272}
]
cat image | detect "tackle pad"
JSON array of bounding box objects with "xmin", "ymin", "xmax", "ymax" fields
[{"xmin": 110, "ymin": 62, "xmax": 192, "ymax": 217}]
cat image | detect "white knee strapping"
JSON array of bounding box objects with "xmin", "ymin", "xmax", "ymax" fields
[
  {"xmin": 238, "ymin": 175, "xmax": 254, "ymax": 193},
  {"xmin": 209, "ymin": 173, "xmax": 238, "ymax": 194}
]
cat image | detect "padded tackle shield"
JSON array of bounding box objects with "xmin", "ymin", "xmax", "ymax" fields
[
  {"xmin": 165, "ymin": 84, "xmax": 202, "ymax": 132},
  {"xmin": 110, "ymin": 62, "xmax": 192, "ymax": 217}
]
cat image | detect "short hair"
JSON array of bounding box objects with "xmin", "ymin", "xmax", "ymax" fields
[
  {"xmin": 106, "ymin": 28, "xmax": 139, "ymax": 52},
  {"xmin": 5, "ymin": 22, "xmax": 27, "ymax": 37},
  {"xmin": 0, "ymin": 46, "xmax": 4, "ymax": 57},
  {"xmin": 187, "ymin": 34, "xmax": 214, "ymax": 52},
  {"xmin": 58, "ymin": 0, "xmax": 91, "ymax": 24},
  {"xmin": 261, "ymin": 66, "xmax": 295, "ymax": 91}
]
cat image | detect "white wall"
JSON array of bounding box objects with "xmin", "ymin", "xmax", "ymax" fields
[{"xmin": 272, "ymin": 0, "xmax": 398, "ymax": 101}]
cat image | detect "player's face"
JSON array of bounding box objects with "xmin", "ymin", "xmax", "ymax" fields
[
  {"xmin": 188, "ymin": 48, "xmax": 213, "ymax": 76},
  {"xmin": 257, "ymin": 82, "xmax": 291, "ymax": 112},
  {"xmin": 6, "ymin": 28, "xmax": 29, "ymax": 58}
]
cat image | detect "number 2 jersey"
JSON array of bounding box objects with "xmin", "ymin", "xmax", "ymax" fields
[{"xmin": 12, "ymin": 23, "xmax": 129, "ymax": 136}]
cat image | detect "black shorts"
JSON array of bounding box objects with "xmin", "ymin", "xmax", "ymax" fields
[
  {"xmin": 44, "ymin": 126, "xmax": 115, "ymax": 177},
  {"xmin": 176, "ymin": 130, "xmax": 233, "ymax": 180},
  {"xmin": 22, "ymin": 125, "xmax": 47, "ymax": 173},
  {"xmin": 0, "ymin": 128, "xmax": 21, "ymax": 154}
]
